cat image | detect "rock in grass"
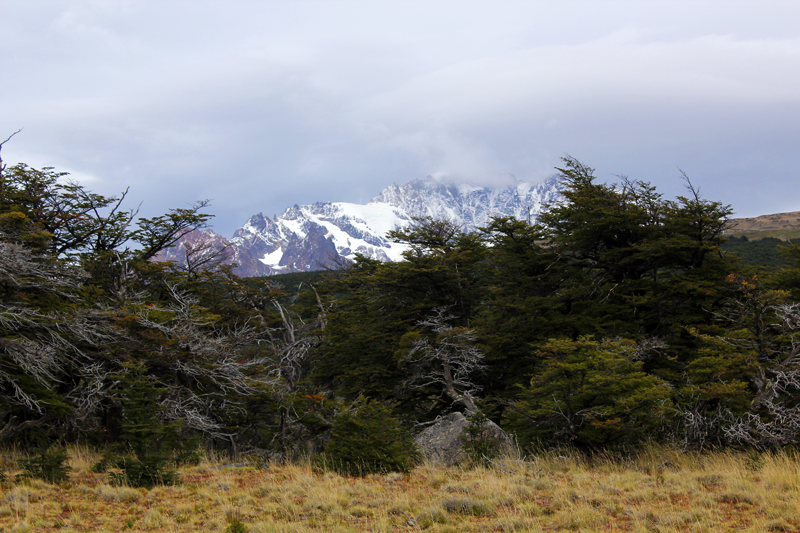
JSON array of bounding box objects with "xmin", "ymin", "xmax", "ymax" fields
[{"xmin": 414, "ymin": 412, "xmax": 513, "ymax": 467}]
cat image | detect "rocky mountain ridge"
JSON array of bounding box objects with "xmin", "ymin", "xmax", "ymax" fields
[{"xmin": 159, "ymin": 175, "xmax": 565, "ymax": 277}]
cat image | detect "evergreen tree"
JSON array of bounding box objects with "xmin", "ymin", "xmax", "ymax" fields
[
  {"xmin": 474, "ymin": 216, "xmax": 570, "ymax": 402},
  {"xmin": 100, "ymin": 361, "xmax": 196, "ymax": 488},
  {"xmin": 476, "ymin": 158, "xmax": 737, "ymax": 437},
  {"xmin": 323, "ymin": 398, "xmax": 418, "ymax": 475},
  {"xmin": 312, "ymin": 218, "xmax": 487, "ymax": 418},
  {"xmin": 509, "ymin": 337, "xmax": 673, "ymax": 448}
]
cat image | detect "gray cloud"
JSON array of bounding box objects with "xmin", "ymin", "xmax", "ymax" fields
[{"xmin": 2, "ymin": 1, "xmax": 800, "ymax": 236}]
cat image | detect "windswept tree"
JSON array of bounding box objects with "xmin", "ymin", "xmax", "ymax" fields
[
  {"xmin": 0, "ymin": 158, "xmax": 246, "ymax": 450},
  {"xmin": 0, "ymin": 163, "xmax": 135, "ymax": 257},
  {"xmin": 0, "ymin": 239, "xmax": 110, "ymax": 440}
]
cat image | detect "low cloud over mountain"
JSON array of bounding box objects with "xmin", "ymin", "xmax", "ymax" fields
[{"xmin": 159, "ymin": 176, "xmax": 563, "ymax": 277}]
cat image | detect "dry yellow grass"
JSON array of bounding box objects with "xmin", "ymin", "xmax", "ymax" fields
[{"xmin": 0, "ymin": 445, "xmax": 799, "ymax": 532}]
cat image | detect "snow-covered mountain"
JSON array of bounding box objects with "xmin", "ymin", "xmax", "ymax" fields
[{"xmin": 161, "ymin": 175, "xmax": 563, "ymax": 277}]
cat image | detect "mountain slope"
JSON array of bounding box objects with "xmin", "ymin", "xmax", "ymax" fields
[
  {"xmin": 158, "ymin": 182, "xmax": 798, "ymax": 277},
  {"xmin": 157, "ymin": 175, "xmax": 563, "ymax": 277},
  {"xmin": 724, "ymin": 211, "xmax": 800, "ymax": 241},
  {"xmin": 229, "ymin": 176, "xmax": 563, "ymax": 276}
]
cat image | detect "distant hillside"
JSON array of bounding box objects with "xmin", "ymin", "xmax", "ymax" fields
[
  {"xmin": 721, "ymin": 211, "xmax": 800, "ymax": 270},
  {"xmin": 722, "ymin": 236, "xmax": 791, "ymax": 270},
  {"xmin": 725, "ymin": 211, "xmax": 800, "ymax": 241}
]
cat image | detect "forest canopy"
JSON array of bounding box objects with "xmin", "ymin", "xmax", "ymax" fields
[{"xmin": 3, "ymin": 150, "xmax": 800, "ymax": 469}]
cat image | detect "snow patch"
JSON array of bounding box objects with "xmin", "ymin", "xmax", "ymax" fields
[
  {"xmin": 260, "ymin": 247, "xmax": 283, "ymax": 267},
  {"xmin": 233, "ymin": 175, "xmax": 563, "ymax": 274}
]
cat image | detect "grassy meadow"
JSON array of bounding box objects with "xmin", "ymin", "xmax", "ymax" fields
[{"xmin": 1, "ymin": 446, "xmax": 800, "ymax": 532}]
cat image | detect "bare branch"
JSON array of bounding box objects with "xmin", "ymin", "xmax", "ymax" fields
[
  {"xmin": 401, "ymin": 307, "xmax": 485, "ymax": 415},
  {"xmin": 0, "ymin": 129, "xmax": 22, "ymax": 176}
]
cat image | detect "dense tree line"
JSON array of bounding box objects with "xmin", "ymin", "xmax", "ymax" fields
[
  {"xmin": 722, "ymin": 236, "xmax": 792, "ymax": 270},
  {"xmin": 3, "ymin": 146, "xmax": 800, "ymax": 474},
  {"xmin": 312, "ymin": 157, "xmax": 800, "ymax": 451}
]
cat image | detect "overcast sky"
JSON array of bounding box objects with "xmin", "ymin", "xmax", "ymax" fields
[{"xmin": 2, "ymin": 1, "xmax": 800, "ymax": 237}]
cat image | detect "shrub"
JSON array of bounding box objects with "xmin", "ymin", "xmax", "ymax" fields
[
  {"xmin": 18, "ymin": 445, "xmax": 72, "ymax": 484},
  {"xmin": 107, "ymin": 453, "xmax": 179, "ymax": 489},
  {"xmin": 323, "ymin": 398, "xmax": 419, "ymax": 476},
  {"xmin": 225, "ymin": 517, "xmax": 248, "ymax": 533},
  {"xmin": 461, "ymin": 412, "xmax": 500, "ymax": 467},
  {"xmin": 95, "ymin": 361, "xmax": 198, "ymax": 488}
]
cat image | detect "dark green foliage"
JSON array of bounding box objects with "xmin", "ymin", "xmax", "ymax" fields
[
  {"xmin": 225, "ymin": 518, "xmax": 248, "ymax": 533},
  {"xmin": 18, "ymin": 445, "xmax": 72, "ymax": 484},
  {"xmin": 470, "ymin": 160, "xmax": 737, "ymax": 436},
  {"xmin": 264, "ymin": 270, "xmax": 327, "ymax": 300},
  {"xmin": 460, "ymin": 412, "xmax": 500, "ymax": 467},
  {"xmin": 311, "ymin": 158, "xmax": 753, "ymax": 449},
  {"xmin": 771, "ymin": 243, "xmax": 800, "ymax": 300},
  {"xmin": 130, "ymin": 201, "xmax": 214, "ymax": 261},
  {"xmin": 723, "ymin": 236, "xmax": 790, "ymax": 270},
  {"xmin": 509, "ymin": 337, "xmax": 674, "ymax": 448},
  {"xmin": 107, "ymin": 454, "xmax": 178, "ymax": 489},
  {"xmin": 0, "ymin": 163, "xmax": 132, "ymax": 256},
  {"xmin": 323, "ymin": 398, "xmax": 419, "ymax": 476},
  {"xmin": 536, "ymin": 157, "xmax": 732, "ymax": 341},
  {"xmin": 5, "ymin": 149, "xmax": 800, "ymax": 457},
  {"xmin": 98, "ymin": 362, "xmax": 195, "ymax": 488},
  {"xmin": 474, "ymin": 216, "xmax": 568, "ymax": 397},
  {"xmin": 312, "ymin": 218, "xmax": 487, "ymax": 418}
]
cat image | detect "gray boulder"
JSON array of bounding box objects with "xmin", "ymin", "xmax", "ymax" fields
[{"xmin": 414, "ymin": 412, "xmax": 514, "ymax": 466}]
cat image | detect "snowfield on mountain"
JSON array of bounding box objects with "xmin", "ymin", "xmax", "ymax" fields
[{"xmin": 161, "ymin": 175, "xmax": 563, "ymax": 277}]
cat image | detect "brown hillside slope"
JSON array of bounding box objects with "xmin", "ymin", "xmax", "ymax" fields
[{"xmin": 725, "ymin": 211, "xmax": 800, "ymax": 241}]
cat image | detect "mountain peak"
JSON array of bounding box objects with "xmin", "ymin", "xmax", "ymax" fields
[{"xmin": 161, "ymin": 175, "xmax": 564, "ymax": 277}]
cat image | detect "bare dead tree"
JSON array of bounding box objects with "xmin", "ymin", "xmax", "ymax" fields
[
  {"xmin": 158, "ymin": 231, "xmax": 235, "ymax": 277},
  {"xmin": 0, "ymin": 241, "xmax": 85, "ymax": 297},
  {"xmin": 63, "ymin": 362, "xmax": 120, "ymax": 431},
  {"xmin": 137, "ymin": 285, "xmax": 274, "ymax": 389},
  {"xmin": 102, "ymin": 251, "xmax": 149, "ymax": 305},
  {"xmin": 402, "ymin": 307, "xmax": 485, "ymax": 415},
  {"xmin": 710, "ymin": 279, "xmax": 798, "ymax": 409},
  {"xmin": 131, "ymin": 283, "xmax": 278, "ymax": 435},
  {"xmin": 604, "ymin": 335, "xmax": 668, "ymax": 362},
  {"xmin": 703, "ymin": 301, "xmax": 800, "ymax": 448},
  {"xmin": 674, "ymin": 406, "xmax": 731, "ymax": 451},
  {"xmin": 304, "ymin": 282, "xmax": 329, "ymax": 331},
  {"xmin": 724, "ymin": 399, "xmax": 800, "ymax": 448},
  {"xmin": 259, "ymin": 283, "xmax": 329, "ymax": 391},
  {"xmin": 0, "ymin": 242, "xmax": 111, "ymax": 414},
  {"xmin": 267, "ymin": 300, "xmax": 312, "ymax": 385},
  {"xmin": 746, "ymin": 303, "xmax": 800, "ymax": 412},
  {"xmin": 256, "ymin": 296, "xmax": 331, "ymax": 456}
]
